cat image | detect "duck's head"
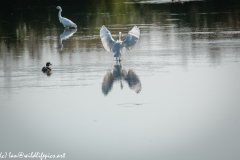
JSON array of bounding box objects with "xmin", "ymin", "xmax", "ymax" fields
[
  {"xmin": 56, "ymin": 6, "xmax": 62, "ymax": 10},
  {"xmin": 46, "ymin": 62, "xmax": 52, "ymax": 66}
]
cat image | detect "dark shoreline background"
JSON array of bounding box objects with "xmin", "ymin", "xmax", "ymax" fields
[{"xmin": 1, "ymin": 0, "xmax": 240, "ymax": 54}]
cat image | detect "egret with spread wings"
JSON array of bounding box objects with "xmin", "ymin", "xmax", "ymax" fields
[{"xmin": 100, "ymin": 25, "xmax": 140, "ymax": 61}]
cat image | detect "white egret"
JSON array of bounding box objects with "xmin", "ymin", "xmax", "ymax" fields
[
  {"xmin": 59, "ymin": 28, "xmax": 77, "ymax": 51},
  {"xmin": 102, "ymin": 63, "xmax": 142, "ymax": 95},
  {"xmin": 100, "ymin": 25, "xmax": 140, "ymax": 61},
  {"xmin": 56, "ymin": 6, "xmax": 77, "ymax": 29}
]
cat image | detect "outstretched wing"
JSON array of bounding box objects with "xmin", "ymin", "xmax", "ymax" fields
[
  {"xmin": 122, "ymin": 26, "xmax": 140, "ymax": 51},
  {"xmin": 100, "ymin": 25, "xmax": 116, "ymax": 52}
]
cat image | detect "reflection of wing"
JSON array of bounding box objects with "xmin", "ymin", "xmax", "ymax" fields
[
  {"xmin": 125, "ymin": 70, "xmax": 142, "ymax": 93},
  {"xmin": 122, "ymin": 26, "xmax": 140, "ymax": 51},
  {"xmin": 102, "ymin": 71, "xmax": 114, "ymax": 96},
  {"xmin": 100, "ymin": 25, "xmax": 116, "ymax": 52},
  {"xmin": 59, "ymin": 29, "xmax": 77, "ymax": 50}
]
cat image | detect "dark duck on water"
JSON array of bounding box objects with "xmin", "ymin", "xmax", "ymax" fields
[{"xmin": 42, "ymin": 62, "xmax": 52, "ymax": 72}]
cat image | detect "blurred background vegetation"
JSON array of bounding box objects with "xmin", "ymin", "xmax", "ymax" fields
[{"xmin": 1, "ymin": 0, "xmax": 240, "ymax": 54}]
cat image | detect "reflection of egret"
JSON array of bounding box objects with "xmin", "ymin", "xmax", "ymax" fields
[
  {"xmin": 56, "ymin": 6, "xmax": 77, "ymax": 29},
  {"xmin": 100, "ymin": 25, "xmax": 140, "ymax": 61},
  {"xmin": 172, "ymin": 0, "xmax": 183, "ymax": 3},
  {"xmin": 59, "ymin": 29, "xmax": 77, "ymax": 51},
  {"xmin": 102, "ymin": 62, "xmax": 142, "ymax": 96}
]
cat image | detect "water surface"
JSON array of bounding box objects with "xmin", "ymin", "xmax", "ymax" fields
[{"xmin": 1, "ymin": 0, "xmax": 240, "ymax": 160}]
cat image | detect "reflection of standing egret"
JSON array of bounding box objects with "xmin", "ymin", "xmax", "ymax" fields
[
  {"xmin": 102, "ymin": 62, "xmax": 142, "ymax": 96},
  {"xmin": 172, "ymin": 0, "xmax": 183, "ymax": 3},
  {"xmin": 100, "ymin": 25, "xmax": 140, "ymax": 61},
  {"xmin": 56, "ymin": 6, "xmax": 77, "ymax": 29},
  {"xmin": 59, "ymin": 29, "xmax": 77, "ymax": 51}
]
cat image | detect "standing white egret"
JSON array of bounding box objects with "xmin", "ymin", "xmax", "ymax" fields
[
  {"xmin": 56, "ymin": 6, "xmax": 77, "ymax": 29},
  {"xmin": 100, "ymin": 25, "xmax": 140, "ymax": 61}
]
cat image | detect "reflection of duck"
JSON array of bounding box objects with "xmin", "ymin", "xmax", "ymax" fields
[
  {"xmin": 56, "ymin": 6, "xmax": 77, "ymax": 29},
  {"xmin": 42, "ymin": 62, "xmax": 52, "ymax": 76},
  {"xmin": 59, "ymin": 29, "xmax": 77, "ymax": 51},
  {"xmin": 100, "ymin": 25, "xmax": 140, "ymax": 61},
  {"xmin": 102, "ymin": 62, "xmax": 142, "ymax": 96}
]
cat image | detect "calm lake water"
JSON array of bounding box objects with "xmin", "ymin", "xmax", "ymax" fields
[{"xmin": 1, "ymin": 0, "xmax": 240, "ymax": 159}]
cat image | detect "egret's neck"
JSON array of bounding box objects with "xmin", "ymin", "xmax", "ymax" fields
[
  {"xmin": 58, "ymin": 10, "xmax": 62, "ymax": 22},
  {"xmin": 119, "ymin": 32, "xmax": 122, "ymax": 41}
]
